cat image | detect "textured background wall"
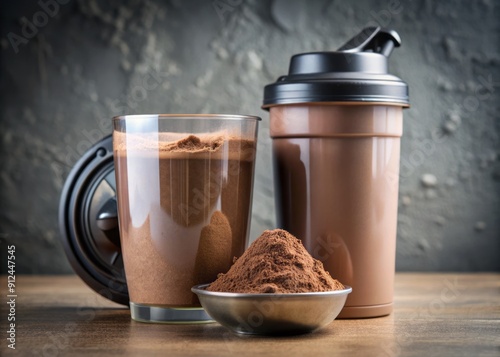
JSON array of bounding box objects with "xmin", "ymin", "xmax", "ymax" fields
[{"xmin": 0, "ymin": 0, "xmax": 499, "ymax": 274}]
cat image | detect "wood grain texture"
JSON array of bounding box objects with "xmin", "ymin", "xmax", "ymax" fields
[{"xmin": 0, "ymin": 273, "xmax": 499, "ymax": 356}]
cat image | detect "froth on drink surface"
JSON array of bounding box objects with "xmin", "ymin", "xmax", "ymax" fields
[{"xmin": 113, "ymin": 131, "xmax": 256, "ymax": 160}]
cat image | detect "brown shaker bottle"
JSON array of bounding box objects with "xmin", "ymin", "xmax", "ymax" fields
[{"xmin": 262, "ymin": 27, "xmax": 409, "ymax": 318}]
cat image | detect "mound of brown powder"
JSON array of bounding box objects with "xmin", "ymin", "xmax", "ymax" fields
[
  {"xmin": 163, "ymin": 134, "xmax": 224, "ymax": 153},
  {"xmin": 207, "ymin": 229, "xmax": 345, "ymax": 293}
]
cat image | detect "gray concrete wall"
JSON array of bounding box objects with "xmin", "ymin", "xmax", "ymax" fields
[{"xmin": 0, "ymin": 0, "xmax": 498, "ymax": 273}]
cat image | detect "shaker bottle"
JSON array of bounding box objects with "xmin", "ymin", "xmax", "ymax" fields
[{"xmin": 262, "ymin": 27, "xmax": 409, "ymax": 318}]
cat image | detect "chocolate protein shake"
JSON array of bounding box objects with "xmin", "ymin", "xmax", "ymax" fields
[{"xmin": 113, "ymin": 115, "xmax": 260, "ymax": 323}]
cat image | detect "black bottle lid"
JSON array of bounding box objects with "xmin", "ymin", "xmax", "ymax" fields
[
  {"xmin": 59, "ymin": 135, "xmax": 129, "ymax": 305},
  {"xmin": 262, "ymin": 27, "xmax": 409, "ymax": 108}
]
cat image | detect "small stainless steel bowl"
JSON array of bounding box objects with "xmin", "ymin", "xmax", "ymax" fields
[{"xmin": 192, "ymin": 284, "xmax": 352, "ymax": 335}]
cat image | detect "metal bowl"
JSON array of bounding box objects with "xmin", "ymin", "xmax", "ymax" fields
[{"xmin": 192, "ymin": 284, "xmax": 352, "ymax": 335}]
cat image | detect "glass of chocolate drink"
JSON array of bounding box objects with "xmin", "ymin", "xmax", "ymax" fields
[{"xmin": 112, "ymin": 114, "xmax": 260, "ymax": 323}]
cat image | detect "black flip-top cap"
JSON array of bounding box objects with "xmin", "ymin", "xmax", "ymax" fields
[{"xmin": 262, "ymin": 27, "xmax": 409, "ymax": 108}]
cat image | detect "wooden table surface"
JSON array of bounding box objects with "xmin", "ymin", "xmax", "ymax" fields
[{"xmin": 1, "ymin": 273, "xmax": 499, "ymax": 356}]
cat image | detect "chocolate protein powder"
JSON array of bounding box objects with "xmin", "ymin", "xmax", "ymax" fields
[{"xmin": 207, "ymin": 229, "xmax": 345, "ymax": 293}]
